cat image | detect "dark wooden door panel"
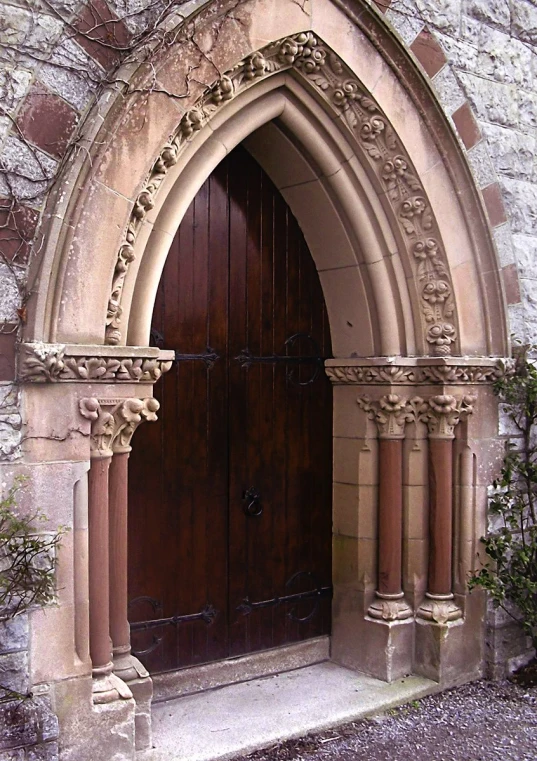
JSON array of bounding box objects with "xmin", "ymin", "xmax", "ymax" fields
[{"xmin": 128, "ymin": 144, "xmax": 332, "ymax": 674}]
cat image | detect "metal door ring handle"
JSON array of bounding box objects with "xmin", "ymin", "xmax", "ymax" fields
[{"xmin": 243, "ymin": 488, "xmax": 262, "ymax": 517}]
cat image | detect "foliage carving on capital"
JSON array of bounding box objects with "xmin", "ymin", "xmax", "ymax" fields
[
  {"xmin": 79, "ymin": 397, "xmax": 160, "ymax": 457},
  {"xmin": 357, "ymin": 394, "xmax": 424, "ymax": 438},
  {"xmin": 106, "ymin": 32, "xmax": 459, "ymax": 354},
  {"xmin": 419, "ymin": 394, "xmax": 476, "ymax": 439}
]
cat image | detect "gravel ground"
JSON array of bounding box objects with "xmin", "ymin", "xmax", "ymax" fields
[{"xmin": 232, "ymin": 680, "xmax": 537, "ymax": 761}]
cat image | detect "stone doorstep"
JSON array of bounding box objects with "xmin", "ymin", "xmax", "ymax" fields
[{"xmin": 139, "ymin": 662, "xmax": 438, "ymax": 761}]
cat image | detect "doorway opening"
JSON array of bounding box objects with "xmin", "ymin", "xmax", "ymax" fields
[{"xmin": 127, "ymin": 144, "xmax": 333, "ymax": 689}]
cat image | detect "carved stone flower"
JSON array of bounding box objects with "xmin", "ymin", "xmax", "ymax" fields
[
  {"xmin": 379, "ymin": 394, "xmax": 406, "ymax": 414},
  {"xmin": 300, "ymin": 43, "xmax": 326, "ymax": 73},
  {"xmin": 360, "ymin": 115, "xmax": 385, "ymax": 141},
  {"xmin": 333, "ymin": 79, "xmax": 360, "ymax": 107},
  {"xmin": 422, "ymin": 280, "xmax": 451, "ymax": 304},
  {"xmin": 278, "ymin": 38, "xmax": 300, "ymax": 65},
  {"xmin": 428, "ymin": 394, "xmax": 457, "ymax": 415},
  {"xmin": 426, "ymin": 322, "xmax": 457, "ymax": 355},
  {"xmin": 400, "ymin": 196, "xmax": 426, "ymax": 219},
  {"xmin": 413, "ymin": 238, "xmax": 438, "ymax": 261},
  {"xmin": 212, "ymin": 75, "xmax": 234, "ymax": 104},
  {"xmin": 244, "ymin": 53, "xmax": 267, "ymax": 80},
  {"xmin": 180, "ymin": 109, "xmax": 203, "ymax": 138},
  {"xmin": 382, "ymin": 156, "xmax": 408, "ymax": 183}
]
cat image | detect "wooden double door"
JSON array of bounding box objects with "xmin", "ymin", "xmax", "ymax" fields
[{"xmin": 128, "ymin": 145, "xmax": 332, "ymax": 674}]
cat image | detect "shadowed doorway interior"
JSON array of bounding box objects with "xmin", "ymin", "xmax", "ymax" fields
[{"xmin": 128, "ymin": 143, "xmax": 333, "ymax": 677}]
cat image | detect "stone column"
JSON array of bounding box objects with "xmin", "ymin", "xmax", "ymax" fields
[
  {"xmin": 80, "ymin": 398, "xmax": 131, "ymax": 704},
  {"xmin": 417, "ymin": 394, "xmax": 475, "ymax": 623},
  {"xmin": 108, "ymin": 398, "xmax": 159, "ymax": 682},
  {"xmin": 358, "ymin": 395, "xmax": 415, "ymax": 621}
]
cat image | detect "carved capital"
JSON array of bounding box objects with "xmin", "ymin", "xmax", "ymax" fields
[
  {"xmin": 357, "ymin": 394, "xmax": 423, "ymax": 438},
  {"xmin": 419, "ymin": 394, "xmax": 476, "ymax": 439},
  {"xmin": 80, "ymin": 397, "xmax": 160, "ymax": 457}
]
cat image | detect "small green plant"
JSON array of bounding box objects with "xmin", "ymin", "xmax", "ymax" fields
[
  {"xmin": 0, "ymin": 477, "xmax": 67, "ymax": 701},
  {"xmin": 470, "ymin": 345, "xmax": 537, "ymax": 651}
]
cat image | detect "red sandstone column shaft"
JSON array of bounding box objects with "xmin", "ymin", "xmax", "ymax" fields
[
  {"xmin": 427, "ymin": 438, "xmax": 453, "ymax": 596},
  {"xmin": 109, "ymin": 451, "xmax": 131, "ymax": 662},
  {"xmin": 378, "ymin": 438, "xmax": 404, "ymax": 596},
  {"xmin": 88, "ymin": 455, "xmax": 114, "ymax": 676}
]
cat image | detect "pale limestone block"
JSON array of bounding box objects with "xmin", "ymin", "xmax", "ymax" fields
[
  {"xmin": 457, "ymin": 72, "xmax": 519, "ymax": 127},
  {"xmin": 0, "ymin": 615, "xmax": 28, "ymax": 655},
  {"xmin": 385, "ymin": 7, "xmax": 424, "ymax": 46},
  {"xmin": 0, "ymin": 64, "xmax": 32, "ymax": 112},
  {"xmin": 414, "ymin": 0, "xmax": 462, "ymax": 34},
  {"xmin": 463, "ymin": 0, "xmax": 510, "ymax": 30},
  {"xmin": 500, "ymin": 177, "xmax": 537, "ymax": 235},
  {"xmin": 0, "ymin": 263, "xmax": 20, "ymax": 322},
  {"xmin": 508, "ymin": 302, "xmax": 528, "ymax": 343},
  {"xmin": 460, "ymin": 12, "xmax": 481, "ymax": 45},
  {"xmin": 431, "ymin": 65, "xmax": 466, "ymax": 115},
  {"xmin": 0, "ymin": 135, "xmax": 58, "ymax": 203},
  {"xmin": 517, "ymin": 88, "xmax": 537, "ymax": 130},
  {"xmin": 519, "ymin": 277, "xmax": 537, "ymax": 341},
  {"xmin": 493, "ymin": 222, "xmax": 515, "ymax": 267},
  {"xmin": 38, "ymin": 47, "xmax": 97, "ymax": 112},
  {"xmin": 481, "ymin": 123, "xmax": 536, "ymax": 182},
  {"xmin": 512, "ymin": 0, "xmax": 537, "ymax": 46},
  {"xmin": 477, "ymin": 26, "xmax": 532, "ymax": 88},
  {"xmin": 512, "ymin": 233, "xmax": 537, "ymax": 280},
  {"xmin": 434, "ymin": 30, "xmax": 478, "ymax": 74},
  {"xmin": 466, "ymin": 139, "xmax": 497, "ymax": 188},
  {"xmin": 0, "ymin": 651, "xmax": 29, "ymax": 694}
]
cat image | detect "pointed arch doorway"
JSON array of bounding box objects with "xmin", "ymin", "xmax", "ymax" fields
[{"xmin": 127, "ymin": 144, "xmax": 333, "ymax": 677}]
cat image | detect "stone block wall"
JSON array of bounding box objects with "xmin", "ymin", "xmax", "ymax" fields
[{"xmin": 0, "ymin": 616, "xmax": 59, "ymax": 760}]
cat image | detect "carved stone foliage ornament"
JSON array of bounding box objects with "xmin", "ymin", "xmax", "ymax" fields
[
  {"xmin": 106, "ymin": 33, "xmax": 458, "ymax": 354},
  {"xmin": 79, "ymin": 397, "xmax": 159, "ymax": 457},
  {"xmin": 358, "ymin": 393, "xmax": 475, "ymax": 438},
  {"xmin": 418, "ymin": 394, "xmax": 476, "ymax": 439},
  {"xmin": 357, "ymin": 394, "xmax": 423, "ymax": 438},
  {"xmin": 325, "ymin": 358, "xmax": 513, "ymax": 385},
  {"xmin": 18, "ymin": 343, "xmax": 173, "ymax": 383}
]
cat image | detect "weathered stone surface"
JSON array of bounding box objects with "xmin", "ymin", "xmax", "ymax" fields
[
  {"xmin": 481, "ymin": 123, "xmax": 536, "ymax": 181},
  {"xmin": 457, "ymin": 72, "xmax": 519, "ymax": 128},
  {"xmin": 0, "ymin": 697, "xmax": 58, "ymax": 750},
  {"xmin": 512, "ymin": 234, "xmax": 537, "ymax": 280},
  {"xmin": 0, "ymin": 615, "xmax": 29, "ymax": 655},
  {"xmin": 512, "ymin": 0, "xmax": 537, "ymax": 46},
  {"xmin": 499, "ymin": 177, "xmax": 537, "ymax": 235},
  {"xmin": 463, "ymin": 0, "xmax": 509, "ymax": 31},
  {"xmin": 0, "ymin": 651, "xmax": 29, "ymax": 695},
  {"xmin": 26, "ymin": 743, "xmax": 59, "ymax": 761}
]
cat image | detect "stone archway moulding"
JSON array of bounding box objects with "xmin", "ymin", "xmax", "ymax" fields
[
  {"xmin": 106, "ymin": 31, "xmax": 459, "ymax": 359},
  {"xmin": 20, "ymin": 0, "xmax": 508, "ymax": 363}
]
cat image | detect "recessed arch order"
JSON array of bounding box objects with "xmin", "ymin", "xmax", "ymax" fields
[{"xmin": 27, "ymin": 0, "xmax": 508, "ymax": 360}]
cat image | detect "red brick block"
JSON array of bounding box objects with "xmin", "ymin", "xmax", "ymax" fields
[
  {"xmin": 17, "ymin": 83, "xmax": 79, "ymax": 159},
  {"xmin": 502, "ymin": 263, "xmax": 521, "ymax": 305},
  {"xmin": 452, "ymin": 101, "xmax": 481, "ymax": 149},
  {"xmin": 0, "ymin": 331, "xmax": 16, "ymax": 381},
  {"xmin": 73, "ymin": 0, "xmax": 131, "ymax": 70},
  {"xmin": 410, "ymin": 29, "xmax": 447, "ymax": 79},
  {"xmin": 482, "ymin": 183, "xmax": 508, "ymax": 228}
]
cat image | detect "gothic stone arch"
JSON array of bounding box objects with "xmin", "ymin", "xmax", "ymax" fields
[{"xmin": 16, "ymin": 1, "xmax": 510, "ymax": 759}]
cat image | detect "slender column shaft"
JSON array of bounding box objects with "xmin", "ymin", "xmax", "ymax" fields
[
  {"xmin": 378, "ymin": 438, "xmax": 403, "ymax": 596},
  {"xmin": 88, "ymin": 455, "xmax": 113, "ymax": 676},
  {"xmin": 427, "ymin": 438, "xmax": 453, "ymax": 596},
  {"xmin": 109, "ymin": 451, "xmax": 131, "ymax": 657}
]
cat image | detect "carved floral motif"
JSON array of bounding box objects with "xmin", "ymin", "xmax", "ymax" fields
[
  {"xmin": 357, "ymin": 394, "xmax": 423, "ymax": 438},
  {"xmin": 418, "ymin": 394, "xmax": 476, "ymax": 439},
  {"xmin": 325, "ymin": 359, "xmax": 513, "ymax": 385},
  {"xmin": 79, "ymin": 397, "xmax": 160, "ymax": 456},
  {"xmin": 18, "ymin": 344, "xmax": 173, "ymax": 383},
  {"xmin": 105, "ymin": 32, "xmax": 458, "ymax": 354}
]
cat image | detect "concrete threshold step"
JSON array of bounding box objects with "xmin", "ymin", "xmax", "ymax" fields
[{"xmin": 138, "ymin": 662, "xmax": 437, "ymax": 761}]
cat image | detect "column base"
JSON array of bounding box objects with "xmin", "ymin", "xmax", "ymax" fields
[
  {"xmin": 416, "ymin": 593, "xmax": 462, "ymax": 624},
  {"xmin": 92, "ymin": 664, "xmax": 133, "ymax": 705},
  {"xmin": 113, "ymin": 649, "xmax": 149, "ymax": 683},
  {"xmin": 368, "ymin": 592, "xmax": 413, "ymax": 621}
]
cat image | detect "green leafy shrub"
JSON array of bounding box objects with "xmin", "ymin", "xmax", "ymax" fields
[{"xmin": 470, "ymin": 347, "xmax": 537, "ymax": 650}]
